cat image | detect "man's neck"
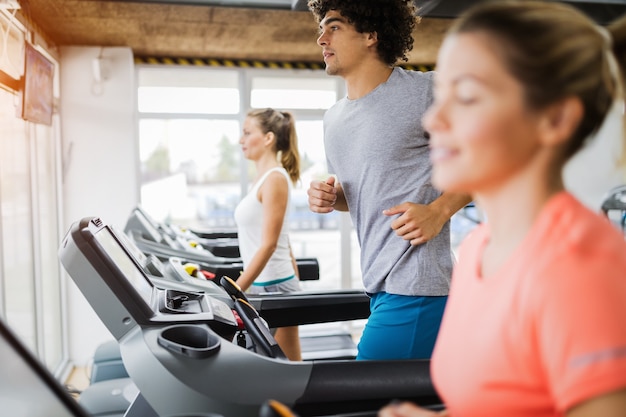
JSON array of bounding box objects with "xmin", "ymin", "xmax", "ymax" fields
[{"xmin": 344, "ymin": 64, "xmax": 394, "ymax": 100}]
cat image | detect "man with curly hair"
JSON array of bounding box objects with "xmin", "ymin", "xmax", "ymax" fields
[{"xmin": 306, "ymin": 0, "xmax": 471, "ymax": 360}]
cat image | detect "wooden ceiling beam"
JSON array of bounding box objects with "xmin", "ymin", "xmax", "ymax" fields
[{"xmin": 21, "ymin": 0, "xmax": 450, "ymax": 65}]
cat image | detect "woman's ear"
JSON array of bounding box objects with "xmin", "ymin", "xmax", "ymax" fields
[
  {"xmin": 264, "ymin": 131, "xmax": 276, "ymax": 147},
  {"xmin": 538, "ymin": 96, "xmax": 584, "ymax": 147}
]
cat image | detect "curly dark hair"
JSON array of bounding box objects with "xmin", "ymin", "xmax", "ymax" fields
[{"xmin": 307, "ymin": 0, "xmax": 418, "ymax": 66}]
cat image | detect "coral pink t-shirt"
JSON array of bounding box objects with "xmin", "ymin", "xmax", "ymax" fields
[{"xmin": 432, "ymin": 192, "xmax": 626, "ymax": 417}]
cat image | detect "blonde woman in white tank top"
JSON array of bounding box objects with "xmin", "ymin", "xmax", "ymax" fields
[{"xmin": 233, "ymin": 108, "xmax": 302, "ymax": 361}]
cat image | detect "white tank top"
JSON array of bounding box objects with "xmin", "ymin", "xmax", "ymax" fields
[{"xmin": 233, "ymin": 167, "xmax": 295, "ymax": 285}]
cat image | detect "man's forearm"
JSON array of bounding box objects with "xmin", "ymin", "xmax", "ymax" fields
[{"xmin": 430, "ymin": 192, "xmax": 473, "ymax": 222}]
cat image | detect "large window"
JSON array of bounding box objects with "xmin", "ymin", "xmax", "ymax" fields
[
  {"xmin": 0, "ymin": 10, "xmax": 64, "ymax": 374},
  {"xmin": 250, "ymin": 77, "xmax": 337, "ymax": 110},
  {"xmin": 138, "ymin": 118, "xmax": 242, "ymax": 227},
  {"xmin": 0, "ymin": 90, "xmax": 36, "ymax": 348},
  {"xmin": 137, "ymin": 66, "xmax": 360, "ymax": 290},
  {"xmin": 138, "ymin": 68, "xmax": 239, "ymax": 114},
  {"xmin": 0, "ymin": 93, "xmax": 63, "ymax": 368}
]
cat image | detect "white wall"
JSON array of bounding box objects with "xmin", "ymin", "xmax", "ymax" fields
[
  {"xmin": 565, "ymin": 103, "xmax": 625, "ymax": 209},
  {"xmin": 60, "ymin": 46, "xmax": 139, "ymax": 365}
]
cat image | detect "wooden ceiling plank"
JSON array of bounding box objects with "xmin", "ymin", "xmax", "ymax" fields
[{"xmin": 22, "ymin": 0, "xmax": 450, "ymax": 65}]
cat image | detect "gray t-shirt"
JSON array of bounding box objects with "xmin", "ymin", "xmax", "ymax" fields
[{"xmin": 324, "ymin": 67, "xmax": 452, "ymax": 296}]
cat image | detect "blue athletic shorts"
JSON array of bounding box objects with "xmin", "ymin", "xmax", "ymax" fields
[{"xmin": 356, "ymin": 292, "xmax": 448, "ymax": 360}]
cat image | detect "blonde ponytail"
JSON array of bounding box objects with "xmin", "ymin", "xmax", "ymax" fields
[{"xmin": 278, "ymin": 112, "xmax": 301, "ymax": 185}]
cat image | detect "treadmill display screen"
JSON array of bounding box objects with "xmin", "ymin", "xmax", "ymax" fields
[
  {"xmin": 94, "ymin": 226, "xmax": 154, "ymax": 307},
  {"xmin": 134, "ymin": 208, "xmax": 163, "ymax": 243},
  {"xmin": 117, "ymin": 227, "xmax": 147, "ymax": 265}
]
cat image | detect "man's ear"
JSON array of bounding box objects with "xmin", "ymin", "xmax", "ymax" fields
[
  {"xmin": 366, "ymin": 31, "xmax": 378, "ymax": 47},
  {"xmin": 538, "ymin": 96, "xmax": 583, "ymax": 147}
]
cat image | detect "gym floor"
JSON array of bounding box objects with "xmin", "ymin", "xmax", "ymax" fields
[{"xmin": 66, "ymin": 366, "xmax": 90, "ymax": 400}]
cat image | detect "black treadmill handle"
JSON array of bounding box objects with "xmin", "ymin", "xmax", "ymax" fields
[
  {"xmin": 233, "ymin": 297, "xmax": 287, "ymax": 360},
  {"xmin": 220, "ymin": 276, "xmax": 287, "ymax": 359},
  {"xmin": 259, "ymin": 400, "xmax": 299, "ymax": 417},
  {"xmin": 298, "ymin": 359, "xmax": 438, "ymax": 403},
  {"xmin": 236, "ymin": 297, "xmax": 261, "ymax": 320},
  {"xmin": 220, "ymin": 276, "xmax": 248, "ymax": 300}
]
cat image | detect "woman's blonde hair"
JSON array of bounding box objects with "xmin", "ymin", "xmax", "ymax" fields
[{"xmin": 449, "ymin": 0, "xmax": 625, "ymax": 164}]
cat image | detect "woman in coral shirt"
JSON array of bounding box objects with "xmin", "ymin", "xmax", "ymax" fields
[{"xmin": 380, "ymin": 1, "xmax": 626, "ymax": 416}]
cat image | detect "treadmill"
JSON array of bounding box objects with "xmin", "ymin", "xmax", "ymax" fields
[
  {"xmin": 0, "ymin": 317, "xmax": 221, "ymax": 417},
  {"xmin": 0, "ymin": 318, "xmax": 93, "ymax": 417},
  {"xmin": 124, "ymin": 205, "xmax": 321, "ymax": 282},
  {"xmin": 123, "ymin": 204, "xmax": 368, "ymax": 360},
  {"xmin": 601, "ymin": 184, "xmax": 626, "ymax": 235},
  {"xmin": 59, "ymin": 217, "xmax": 442, "ymax": 417},
  {"xmin": 82, "ymin": 209, "xmax": 369, "ymax": 408},
  {"xmin": 125, "ymin": 205, "xmax": 241, "ymax": 258}
]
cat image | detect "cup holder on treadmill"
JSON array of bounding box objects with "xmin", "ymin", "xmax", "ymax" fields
[{"xmin": 157, "ymin": 324, "xmax": 221, "ymax": 359}]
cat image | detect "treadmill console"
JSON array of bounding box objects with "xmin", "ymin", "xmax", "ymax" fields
[{"xmin": 59, "ymin": 217, "xmax": 237, "ymax": 340}]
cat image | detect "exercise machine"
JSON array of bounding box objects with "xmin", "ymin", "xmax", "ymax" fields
[
  {"xmin": 122, "ymin": 204, "xmax": 366, "ymax": 361},
  {"xmin": 80, "ymin": 226, "xmax": 369, "ymax": 413},
  {"xmin": 601, "ymin": 184, "xmax": 626, "ymax": 235},
  {"xmin": 90, "ymin": 228, "xmax": 367, "ymax": 356},
  {"xmin": 0, "ymin": 318, "xmax": 93, "ymax": 417},
  {"xmin": 123, "ymin": 206, "xmax": 321, "ymax": 282},
  {"xmin": 125, "ymin": 205, "xmax": 240, "ymax": 258},
  {"xmin": 59, "ymin": 217, "xmax": 442, "ymax": 417},
  {"xmin": 0, "ymin": 317, "xmax": 224, "ymax": 417}
]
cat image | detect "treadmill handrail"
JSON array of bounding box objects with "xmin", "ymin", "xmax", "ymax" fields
[
  {"xmin": 293, "ymin": 359, "xmax": 441, "ymax": 415},
  {"xmin": 249, "ymin": 290, "xmax": 371, "ymax": 327}
]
